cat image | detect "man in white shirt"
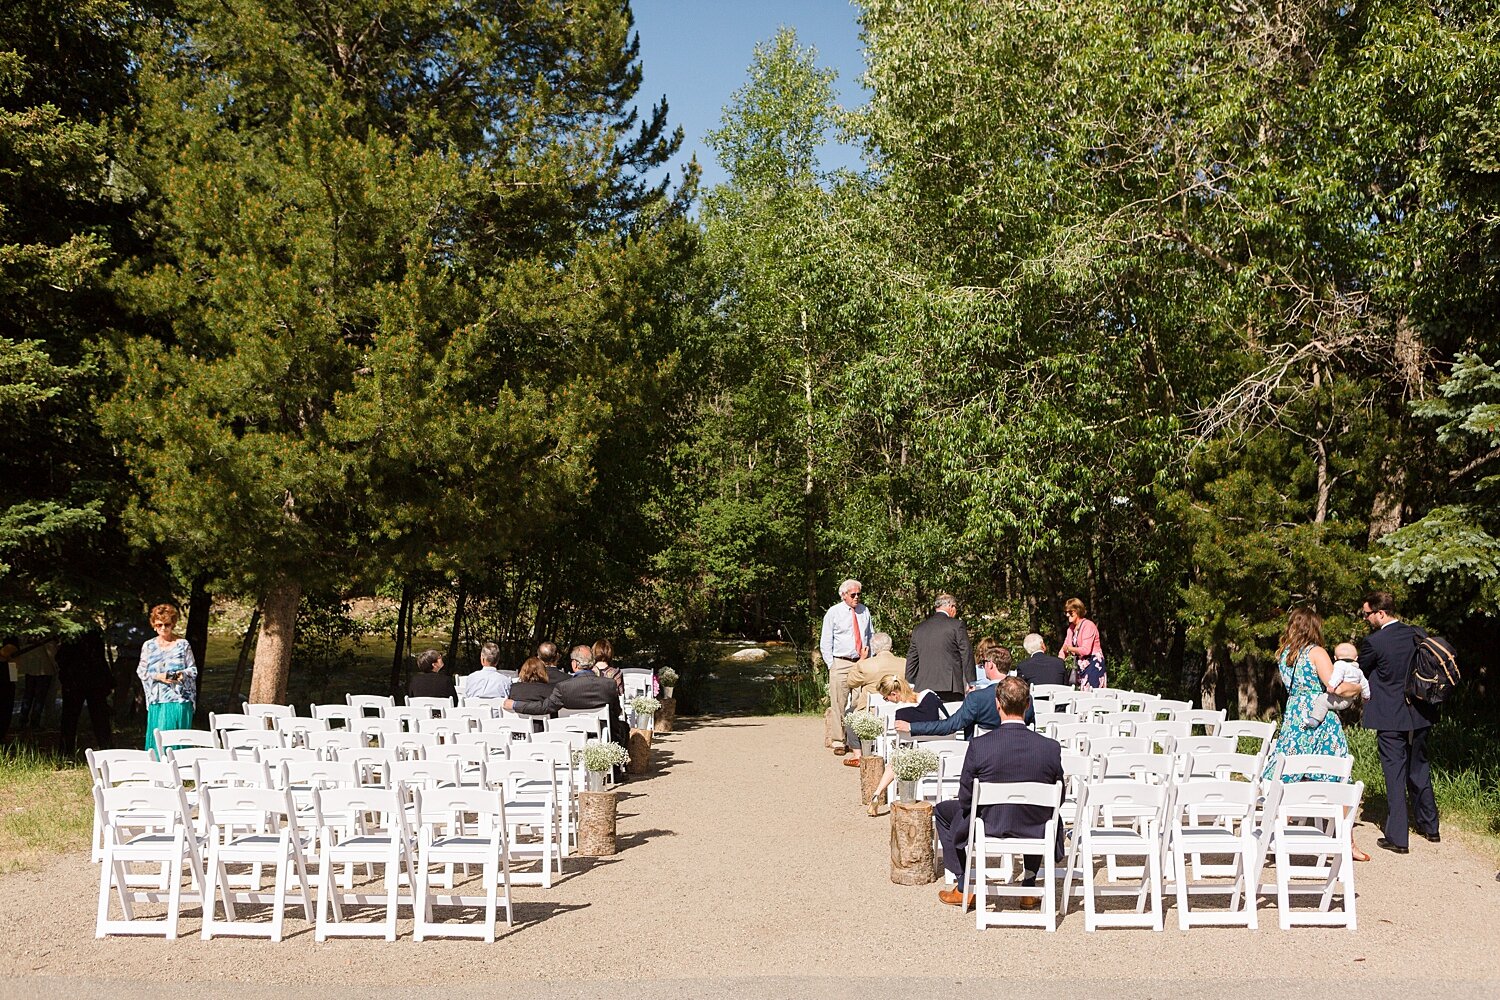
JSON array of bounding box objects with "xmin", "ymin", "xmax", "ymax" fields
[
  {"xmin": 819, "ymin": 578, "xmax": 872, "ymax": 755},
  {"xmin": 462, "ymin": 642, "xmax": 511, "ymax": 700}
]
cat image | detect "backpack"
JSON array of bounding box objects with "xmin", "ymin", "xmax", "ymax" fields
[{"xmin": 1406, "ymin": 634, "xmax": 1460, "ymax": 706}]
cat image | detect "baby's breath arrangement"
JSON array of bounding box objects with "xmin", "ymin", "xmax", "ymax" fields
[
  {"xmin": 843, "ymin": 710, "xmax": 884, "ymax": 742},
  {"xmin": 630, "ymin": 695, "xmax": 662, "ymax": 716},
  {"xmin": 891, "ymin": 747, "xmax": 940, "ymax": 781},
  {"xmin": 658, "ymin": 667, "xmax": 679, "ymax": 687},
  {"xmin": 571, "ymin": 740, "xmax": 630, "ymax": 772}
]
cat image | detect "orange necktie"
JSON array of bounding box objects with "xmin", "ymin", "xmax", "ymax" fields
[{"xmin": 852, "ymin": 608, "xmax": 864, "ymax": 659}]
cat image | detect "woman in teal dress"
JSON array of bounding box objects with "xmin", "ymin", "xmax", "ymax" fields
[
  {"xmin": 1262, "ymin": 605, "xmax": 1369, "ymax": 860},
  {"xmin": 138, "ymin": 603, "xmax": 197, "ymax": 756}
]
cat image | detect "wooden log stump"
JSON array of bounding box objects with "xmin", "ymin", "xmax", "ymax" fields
[
  {"xmin": 626, "ymin": 727, "xmax": 653, "ymax": 774},
  {"xmin": 654, "ymin": 696, "xmax": 676, "ymax": 734},
  {"xmin": 577, "ymin": 790, "xmax": 619, "ymax": 856},
  {"xmin": 859, "ymin": 755, "xmax": 885, "ymax": 805},
  {"xmin": 889, "ymin": 800, "xmax": 937, "ymax": 885}
]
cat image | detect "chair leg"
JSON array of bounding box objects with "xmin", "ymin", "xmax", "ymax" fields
[
  {"xmin": 1276, "ymin": 845, "xmax": 1291, "ymax": 930},
  {"xmin": 1082, "ymin": 844, "xmax": 1097, "ymax": 932},
  {"xmin": 413, "ymin": 853, "xmax": 428, "ymax": 942},
  {"xmin": 95, "ymin": 844, "xmax": 114, "ymax": 937},
  {"xmin": 1175, "ymin": 842, "xmax": 1190, "ymax": 930},
  {"xmin": 1148, "ymin": 849, "xmax": 1163, "ymax": 931},
  {"xmin": 315, "ymin": 852, "xmax": 332, "ymax": 941},
  {"xmin": 484, "ymin": 857, "xmax": 499, "ymax": 943},
  {"xmin": 200, "ymin": 841, "xmax": 220, "ymax": 940},
  {"xmin": 271, "ymin": 850, "xmax": 289, "ymax": 943}
]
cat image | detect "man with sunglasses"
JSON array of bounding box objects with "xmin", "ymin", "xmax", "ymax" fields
[
  {"xmin": 1357, "ymin": 591, "xmax": 1440, "ymax": 854},
  {"xmin": 820, "ymin": 579, "xmax": 873, "ymax": 755}
]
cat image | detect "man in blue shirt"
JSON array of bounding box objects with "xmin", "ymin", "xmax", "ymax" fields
[
  {"xmin": 897, "ymin": 648, "xmax": 1012, "ymax": 741},
  {"xmin": 819, "ymin": 579, "xmax": 873, "ymax": 754},
  {"xmin": 462, "ymin": 642, "xmax": 512, "ymax": 701}
]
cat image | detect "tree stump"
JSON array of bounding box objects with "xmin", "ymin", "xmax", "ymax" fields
[
  {"xmin": 859, "ymin": 755, "xmax": 885, "ymax": 805},
  {"xmin": 578, "ymin": 790, "xmax": 619, "ymax": 856},
  {"xmin": 890, "ymin": 800, "xmax": 937, "ymax": 885},
  {"xmin": 654, "ymin": 696, "xmax": 675, "ymax": 734},
  {"xmin": 627, "ymin": 727, "xmax": 653, "ymax": 774}
]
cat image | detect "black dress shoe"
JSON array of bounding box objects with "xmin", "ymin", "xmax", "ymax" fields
[
  {"xmin": 1377, "ymin": 837, "xmax": 1409, "ymax": 854},
  {"xmin": 1421, "ymin": 831, "xmax": 1442, "ymax": 843}
]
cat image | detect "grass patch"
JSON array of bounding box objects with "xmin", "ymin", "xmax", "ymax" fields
[
  {"xmin": 1347, "ymin": 718, "xmax": 1500, "ymax": 861},
  {"xmin": 0, "ymin": 747, "xmax": 92, "ymax": 872}
]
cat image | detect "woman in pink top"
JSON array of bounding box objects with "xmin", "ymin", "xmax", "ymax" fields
[{"xmin": 1061, "ymin": 597, "xmax": 1106, "ymax": 689}]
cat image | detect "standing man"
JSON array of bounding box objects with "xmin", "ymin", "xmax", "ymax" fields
[
  {"xmin": 905, "ymin": 594, "xmax": 972, "ymax": 702},
  {"xmin": 56, "ymin": 628, "xmax": 114, "ymax": 756},
  {"xmin": 820, "ymin": 579, "xmax": 873, "ymax": 756},
  {"xmin": 1358, "ymin": 591, "xmax": 1440, "ymax": 854}
]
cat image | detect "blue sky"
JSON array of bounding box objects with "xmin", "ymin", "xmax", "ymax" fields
[{"xmin": 632, "ymin": 0, "xmax": 870, "ymax": 192}]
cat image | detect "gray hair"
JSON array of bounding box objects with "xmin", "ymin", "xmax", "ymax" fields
[
  {"xmin": 570, "ymin": 644, "xmax": 595, "ymax": 668},
  {"xmin": 934, "ymin": 593, "xmax": 956, "ymax": 610},
  {"xmin": 480, "ymin": 642, "xmax": 501, "ymax": 667},
  {"xmin": 870, "ymin": 632, "xmax": 893, "ymax": 655},
  {"xmin": 1023, "ymin": 633, "xmax": 1044, "ymax": 655},
  {"xmin": 838, "ymin": 579, "xmax": 862, "ymax": 598}
]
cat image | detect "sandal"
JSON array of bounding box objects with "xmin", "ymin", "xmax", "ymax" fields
[
  {"xmin": 867, "ymin": 797, "xmax": 881, "ymax": 817},
  {"xmin": 1352, "ymin": 846, "xmax": 1371, "ymax": 862}
]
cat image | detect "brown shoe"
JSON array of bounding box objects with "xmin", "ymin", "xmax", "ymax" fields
[
  {"xmin": 833, "ymin": 745, "xmax": 848, "ymax": 756},
  {"xmin": 843, "ymin": 757, "xmax": 861, "ymax": 768},
  {"xmin": 937, "ymin": 887, "xmax": 974, "ymax": 907},
  {"xmin": 1019, "ymin": 895, "xmax": 1041, "ymax": 910}
]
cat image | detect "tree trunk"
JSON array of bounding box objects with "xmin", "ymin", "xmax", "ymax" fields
[
  {"xmin": 248, "ymin": 579, "xmax": 301, "ymax": 705},
  {"xmin": 1232, "ymin": 649, "xmax": 1264, "ymax": 720},
  {"xmin": 801, "ymin": 310, "xmax": 818, "ymax": 629},
  {"xmin": 185, "ymin": 575, "xmax": 212, "ymax": 685},
  {"xmin": 229, "ymin": 603, "xmax": 261, "ymax": 701},
  {"xmin": 1368, "ymin": 457, "xmax": 1406, "ymax": 544},
  {"xmin": 889, "ymin": 801, "xmax": 937, "ymax": 885},
  {"xmin": 388, "ymin": 583, "xmax": 411, "ymax": 698},
  {"xmin": 447, "ymin": 577, "xmax": 467, "ymax": 669}
]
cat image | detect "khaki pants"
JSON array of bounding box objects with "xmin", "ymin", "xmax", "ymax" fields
[{"xmin": 824, "ymin": 657, "xmax": 855, "ymax": 748}]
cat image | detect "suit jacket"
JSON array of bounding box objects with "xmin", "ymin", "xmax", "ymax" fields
[
  {"xmin": 1359, "ymin": 620, "xmax": 1437, "ymax": 731},
  {"xmin": 956, "ymin": 722, "xmax": 1064, "ymax": 853},
  {"xmin": 1016, "ymin": 652, "xmax": 1069, "ymax": 688},
  {"xmin": 512, "ymin": 670, "xmax": 626, "ymax": 743},
  {"xmin": 908, "ymin": 685, "xmax": 1000, "ymax": 740},
  {"xmin": 905, "ymin": 612, "xmax": 972, "ymax": 694},
  {"xmin": 846, "ymin": 650, "xmax": 907, "ymax": 709},
  {"xmin": 408, "ymin": 670, "xmax": 456, "ymax": 700},
  {"xmin": 545, "ymin": 665, "xmax": 571, "ymax": 685}
]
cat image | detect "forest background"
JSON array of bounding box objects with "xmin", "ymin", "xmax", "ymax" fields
[{"xmin": 2, "ymin": 0, "xmax": 1498, "ymax": 726}]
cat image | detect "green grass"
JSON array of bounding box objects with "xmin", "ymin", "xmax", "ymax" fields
[
  {"xmin": 0, "ymin": 747, "xmax": 93, "ymax": 871},
  {"xmin": 1346, "ymin": 720, "xmax": 1500, "ymax": 851}
]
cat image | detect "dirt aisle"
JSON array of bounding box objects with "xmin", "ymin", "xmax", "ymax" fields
[{"xmin": 2, "ymin": 715, "xmax": 1499, "ymax": 999}]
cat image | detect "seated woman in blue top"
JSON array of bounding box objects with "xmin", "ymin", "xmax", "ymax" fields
[{"xmin": 863, "ymin": 675, "xmax": 943, "ymax": 816}]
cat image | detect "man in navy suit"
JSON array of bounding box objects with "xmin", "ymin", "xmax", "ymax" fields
[
  {"xmin": 934, "ymin": 676, "xmax": 1064, "ymax": 907},
  {"xmin": 1358, "ymin": 591, "xmax": 1440, "ymax": 853},
  {"xmin": 896, "ymin": 648, "xmax": 1008, "ymax": 741}
]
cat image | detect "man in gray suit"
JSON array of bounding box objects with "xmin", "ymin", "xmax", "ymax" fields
[{"xmin": 905, "ymin": 594, "xmax": 972, "ymax": 701}]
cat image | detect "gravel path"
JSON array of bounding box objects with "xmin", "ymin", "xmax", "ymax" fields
[{"xmin": 2, "ymin": 715, "xmax": 1498, "ymax": 999}]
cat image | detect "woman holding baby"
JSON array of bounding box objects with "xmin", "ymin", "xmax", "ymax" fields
[{"xmin": 1262, "ymin": 605, "xmax": 1370, "ymax": 860}]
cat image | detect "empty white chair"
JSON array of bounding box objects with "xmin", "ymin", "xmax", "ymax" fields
[
  {"xmin": 1111, "ymin": 691, "xmax": 1152, "ymax": 712},
  {"xmin": 276, "ymin": 715, "xmax": 329, "ymax": 748},
  {"xmin": 966, "ymin": 781, "xmax": 1065, "ymax": 931},
  {"xmin": 1093, "ymin": 752, "xmax": 1175, "ymax": 785},
  {"xmin": 1219, "ymin": 720, "xmax": 1276, "ymax": 770},
  {"xmin": 1071, "ymin": 695, "xmax": 1119, "ymax": 721},
  {"xmin": 1082, "ymin": 736, "xmax": 1151, "ymax": 758},
  {"xmin": 1272, "ymin": 753, "xmax": 1353, "ymax": 783},
  {"xmin": 1135, "ymin": 720, "xmax": 1191, "ymax": 754},
  {"xmin": 1270, "ymin": 781, "xmax": 1363, "ymax": 929},
  {"xmin": 448, "ymin": 705, "xmax": 498, "ymax": 730},
  {"xmin": 1059, "ymin": 751, "xmax": 1092, "ymax": 830},
  {"xmin": 306, "ymin": 729, "xmax": 366, "ymax": 758},
  {"xmin": 1183, "ymin": 751, "xmax": 1262, "ymax": 783},
  {"xmin": 89, "ymin": 755, "xmax": 179, "ymax": 866},
  {"xmin": 384, "ymin": 705, "xmax": 422, "ymax": 733},
  {"xmin": 390, "ymin": 758, "xmax": 460, "ymax": 793},
  {"xmin": 195, "ymin": 757, "xmax": 274, "ymax": 792},
  {"xmin": 909, "ymin": 739, "xmax": 966, "ymax": 804},
  {"xmin": 1177, "ymin": 708, "xmax": 1227, "ymax": 735},
  {"xmin": 338, "ymin": 747, "xmax": 398, "ymax": 787},
  {"xmin": 1167, "ymin": 780, "xmax": 1260, "ymax": 929},
  {"xmin": 223, "ymin": 728, "xmax": 285, "ymax": 753},
  {"xmin": 209, "ymin": 712, "xmax": 265, "ymax": 737},
  {"xmin": 411, "ymin": 787, "xmax": 514, "ymax": 941},
  {"xmin": 621, "ymin": 673, "xmax": 653, "ymax": 701},
  {"xmin": 313, "ymin": 786, "xmax": 415, "ymax": 941},
  {"xmin": 164, "ymin": 746, "xmax": 238, "ymax": 784},
  {"xmin": 358, "ymin": 718, "xmax": 406, "ymax": 748},
  {"xmin": 533, "ymin": 729, "xmax": 586, "ymax": 752},
  {"xmin": 347, "ymin": 694, "xmax": 395, "ymax": 718},
  {"xmin": 1064, "ymin": 781, "xmax": 1168, "ymax": 931},
  {"xmin": 281, "ymin": 759, "xmax": 359, "ymax": 819},
  {"xmin": 258, "ymin": 746, "xmax": 321, "ymax": 776},
  {"xmin": 199, "ymin": 785, "xmax": 314, "ymax": 941},
  {"xmin": 93, "ymin": 784, "xmax": 204, "ymax": 939},
  {"xmin": 389, "ymin": 731, "xmax": 443, "ymax": 760},
  {"xmin": 557, "ymin": 706, "xmax": 608, "ymax": 741},
  {"xmin": 426, "ymin": 744, "xmax": 490, "ymax": 787},
  {"xmin": 1151, "ymin": 698, "xmax": 1192, "ymax": 719},
  {"xmin": 417, "ymin": 718, "xmax": 472, "ymax": 742},
  {"xmin": 1032, "ymin": 684, "xmax": 1072, "ymax": 704},
  {"xmin": 1046, "ymin": 721, "xmax": 1110, "ymax": 753},
  {"xmin": 483, "ymin": 716, "xmax": 536, "ymax": 742},
  {"xmin": 406, "ymin": 696, "xmax": 452, "ymax": 718},
  {"xmin": 153, "ymin": 728, "xmax": 216, "ymax": 755},
  {"xmin": 1174, "ymin": 735, "xmax": 1237, "ymax": 759},
  {"xmin": 242, "ymin": 703, "xmax": 295, "ymax": 727},
  {"xmin": 310, "ymin": 704, "xmax": 359, "ymax": 729},
  {"xmin": 1098, "ymin": 711, "xmax": 1151, "ymax": 735},
  {"xmin": 491, "ymin": 759, "xmax": 562, "ymax": 887}
]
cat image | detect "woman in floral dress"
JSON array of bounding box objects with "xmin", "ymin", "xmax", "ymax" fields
[
  {"xmin": 138, "ymin": 603, "xmax": 197, "ymax": 756},
  {"xmin": 1262, "ymin": 605, "xmax": 1369, "ymax": 859}
]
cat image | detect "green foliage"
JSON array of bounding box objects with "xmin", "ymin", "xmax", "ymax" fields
[{"xmin": 289, "ymin": 592, "xmax": 367, "ymax": 706}]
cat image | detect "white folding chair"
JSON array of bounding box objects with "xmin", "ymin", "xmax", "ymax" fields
[
  {"xmin": 310, "ymin": 704, "xmax": 359, "ymax": 729},
  {"xmin": 557, "ymin": 706, "xmax": 609, "ymax": 741},
  {"xmin": 276, "ymin": 715, "xmax": 329, "ymax": 748},
  {"xmin": 1063, "ymin": 781, "xmax": 1168, "ymax": 931},
  {"xmin": 209, "ymin": 712, "xmax": 265, "ymax": 739},
  {"xmin": 306, "ymin": 729, "xmax": 366, "ymax": 758},
  {"xmin": 1094, "ymin": 752, "xmax": 1175, "ymax": 785},
  {"xmin": 153, "ymin": 728, "xmax": 216, "ymax": 756},
  {"xmin": 200, "ymin": 785, "xmax": 315, "ymax": 941},
  {"xmin": 1047, "ymin": 721, "xmax": 1110, "ymax": 753},
  {"xmin": 1272, "ymin": 753, "xmax": 1353, "ymax": 783},
  {"xmin": 418, "ymin": 718, "xmax": 473, "ymax": 742},
  {"xmin": 1184, "ymin": 751, "xmax": 1262, "ymax": 783},
  {"xmin": 223, "ymin": 728, "xmax": 285, "ymax": 754},
  {"xmin": 1167, "ymin": 780, "xmax": 1260, "ymax": 929},
  {"xmin": 313, "ymin": 786, "xmax": 416, "ymax": 941},
  {"xmin": 358, "ymin": 718, "xmax": 406, "ymax": 748},
  {"xmin": 966, "ymin": 781, "xmax": 1064, "ymax": 931},
  {"xmin": 491, "ymin": 759, "xmax": 562, "ymax": 887},
  {"xmin": 1177, "ymin": 709, "xmax": 1227, "ymax": 735},
  {"xmin": 89, "ymin": 755, "xmax": 180, "ymax": 870},
  {"xmin": 1269, "ymin": 781, "xmax": 1363, "ymax": 929},
  {"xmin": 448, "ymin": 705, "xmax": 499, "ymax": 729},
  {"xmin": 258, "ymin": 746, "xmax": 321, "ymax": 777},
  {"xmin": 1059, "ymin": 751, "xmax": 1092, "ymax": 831},
  {"xmin": 384, "ymin": 705, "xmax": 422, "ymax": 733},
  {"xmin": 482, "ymin": 716, "xmax": 535, "ymax": 742},
  {"xmin": 1032, "ymin": 684, "xmax": 1073, "ymax": 704},
  {"xmin": 93, "ymin": 784, "xmax": 204, "ymax": 939},
  {"xmin": 1135, "ymin": 720, "xmax": 1191, "ymax": 754},
  {"xmin": 426, "ymin": 744, "xmax": 490, "ymax": 787},
  {"xmin": 911, "ymin": 739, "xmax": 967, "ymax": 804},
  {"xmin": 411, "ymin": 787, "xmax": 514, "ymax": 941},
  {"xmin": 1071, "ymin": 695, "xmax": 1119, "ymax": 721},
  {"xmin": 406, "ymin": 696, "xmax": 453, "ymax": 718},
  {"xmin": 1082, "ymin": 736, "xmax": 1151, "ymax": 758},
  {"xmin": 242, "ymin": 703, "xmax": 295, "ymax": 728},
  {"xmin": 347, "ymin": 694, "xmax": 395, "ymax": 718},
  {"xmin": 513, "ymin": 741, "xmax": 577, "ymax": 852},
  {"xmin": 1220, "ymin": 720, "xmax": 1276, "ymax": 771},
  {"xmin": 622, "ymin": 673, "xmax": 652, "ymax": 701},
  {"xmin": 1150, "ymin": 698, "xmax": 1192, "ymax": 720},
  {"xmin": 1111, "ymin": 691, "xmax": 1152, "ymax": 712},
  {"xmin": 533, "ymin": 729, "xmax": 587, "ymax": 752},
  {"xmin": 390, "ymin": 758, "xmax": 460, "ymax": 793},
  {"xmin": 1097, "ymin": 711, "xmax": 1151, "ymax": 735},
  {"xmin": 338, "ymin": 747, "xmax": 398, "ymax": 787},
  {"xmin": 389, "ymin": 731, "xmax": 443, "ymax": 760},
  {"xmin": 1174, "ymin": 735, "xmax": 1237, "ymax": 759}
]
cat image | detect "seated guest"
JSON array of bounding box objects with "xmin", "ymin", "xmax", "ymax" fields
[
  {"xmin": 462, "ymin": 641, "xmax": 511, "ymax": 701},
  {"xmin": 845, "ymin": 674, "xmax": 942, "ymax": 769},
  {"xmin": 843, "ymin": 632, "xmax": 905, "ymax": 712},
  {"xmin": 593, "ymin": 637, "xmax": 624, "ymax": 696},
  {"xmin": 896, "ymin": 648, "xmax": 1010, "ymax": 741},
  {"xmin": 408, "ymin": 648, "xmax": 456, "ymax": 701},
  {"xmin": 934, "ymin": 676, "xmax": 1064, "ymax": 908},
  {"xmin": 971, "ymin": 635, "xmax": 999, "ymax": 688},
  {"xmin": 507, "ymin": 656, "xmax": 553, "ymax": 709},
  {"xmin": 1016, "ymin": 633, "xmax": 1068, "ymax": 687},
  {"xmin": 537, "ymin": 640, "xmax": 570, "ymax": 684},
  {"xmin": 506, "ymin": 644, "xmax": 626, "ymax": 744}
]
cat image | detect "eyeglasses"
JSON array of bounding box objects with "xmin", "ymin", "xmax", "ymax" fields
[
  {"xmin": 1359, "ymin": 609, "xmax": 1377, "ymax": 619},
  {"xmin": 847, "ymin": 591, "xmax": 861, "ymax": 598}
]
